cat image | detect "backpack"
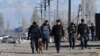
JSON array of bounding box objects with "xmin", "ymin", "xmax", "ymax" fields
[{"xmin": 42, "ymin": 25, "xmax": 50, "ymax": 35}]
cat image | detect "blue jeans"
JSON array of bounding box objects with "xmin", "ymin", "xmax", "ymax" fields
[
  {"xmin": 80, "ymin": 34, "xmax": 88, "ymax": 49},
  {"xmin": 42, "ymin": 34, "xmax": 49, "ymax": 50},
  {"xmin": 43, "ymin": 37, "xmax": 49, "ymax": 50},
  {"xmin": 92, "ymin": 32, "xmax": 96, "ymax": 41},
  {"xmin": 69, "ymin": 34, "xmax": 75, "ymax": 49}
]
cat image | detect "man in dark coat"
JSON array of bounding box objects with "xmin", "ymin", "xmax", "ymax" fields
[
  {"xmin": 77, "ymin": 19, "xmax": 89, "ymax": 49},
  {"xmin": 51, "ymin": 20, "xmax": 64, "ymax": 53},
  {"xmin": 28, "ymin": 21, "xmax": 41, "ymax": 53}
]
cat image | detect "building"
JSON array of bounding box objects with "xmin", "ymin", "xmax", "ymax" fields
[{"xmin": 81, "ymin": 0, "xmax": 96, "ymax": 25}]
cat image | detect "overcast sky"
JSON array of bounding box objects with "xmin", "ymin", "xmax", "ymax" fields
[{"xmin": 0, "ymin": 0, "xmax": 100, "ymax": 29}]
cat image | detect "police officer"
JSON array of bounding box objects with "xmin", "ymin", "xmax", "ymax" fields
[
  {"xmin": 77, "ymin": 19, "xmax": 89, "ymax": 49},
  {"xmin": 68, "ymin": 22, "xmax": 76, "ymax": 50},
  {"xmin": 41, "ymin": 20, "xmax": 51, "ymax": 50},
  {"xmin": 51, "ymin": 20, "xmax": 64, "ymax": 53},
  {"xmin": 28, "ymin": 22, "xmax": 41, "ymax": 53}
]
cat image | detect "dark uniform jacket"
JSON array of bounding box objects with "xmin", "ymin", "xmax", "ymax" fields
[
  {"xmin": 77, "ymin": 23, "xmax": 89, "ymax": 35},
  {"xmin": 28, "ymin": 25, "xmax": 41, "ymax": 40},
  {"xmin": 51, "ymin": 24, "xmax": 64, "ymax": 37}
]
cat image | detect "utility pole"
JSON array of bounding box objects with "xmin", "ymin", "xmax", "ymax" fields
[
  {"xmin": 48, "ymin": 0, "xmax": 51, "ymax": 21},
  {"xmin": 44, "ymin": 0, "xmax": 47, "ymax": 20},
  {"xmin": 56, "ymin": 0, "xmax": 59, "ymax": 19},
  {"xmin": 40, "ymin": 3, "xmax": 43, "ymax": 24},
  {"xmin": 68, "ymin": 0, "xmax": 71, "ymax": 26},
  {"xmin": 7, "ymin": 21, "xmax": 9, "ymax": 35},
  {"xmin": 77, "ymin": 4, "xmax": 82, "ymax": 26}
]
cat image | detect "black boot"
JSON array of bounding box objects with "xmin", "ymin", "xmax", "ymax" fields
[
  {"xmin": 57, "ymin": 51, "xmax": 60, "ymax": 53},
  {"xmin": 32, "ymin": 51, "xmax": 34, "ymax": 53}
]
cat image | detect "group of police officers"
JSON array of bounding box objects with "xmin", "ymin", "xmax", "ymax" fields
[{"xmin": 28, "ymin": 19, "xmax": 96, "ymax": 53}]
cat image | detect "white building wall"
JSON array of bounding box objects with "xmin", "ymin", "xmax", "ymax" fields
[{"xmin": 81, "ymin": 0, "xmax": 96, "ymax": 25}]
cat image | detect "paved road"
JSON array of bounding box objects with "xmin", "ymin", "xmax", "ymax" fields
[{"xmin": 0, "ymin": 41, "xmax": 100, "ymax": 56}]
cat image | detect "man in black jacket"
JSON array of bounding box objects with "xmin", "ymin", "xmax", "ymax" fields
[
  {"xmin": 77, "ymin": 19, "xmax": 89, "ymax": 49},
  {"xmin": 51, "ymin": 20, "xmax": 64, "ymax": 53},
  {"xmin": 28, "ymin": 22, "xmax": 41, "ymax": 53}
]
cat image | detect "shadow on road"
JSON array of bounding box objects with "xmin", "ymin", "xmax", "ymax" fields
[
  {"xmin": 50, "ymin": 45, "xmax": 100, "ymax": 48},
  {"xmin": 2, "ymin": 51, "xmax": 33, "ymax": 54}
]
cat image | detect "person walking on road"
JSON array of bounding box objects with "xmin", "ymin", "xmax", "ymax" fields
[
  {"xmin": 28, "ymin": 22, "xmax": 41, "ymax": 53},
  {"xmin": 90, "ymin": 23, "xmax": 96, "ymax": 41},
  {"xmin": 68, "ymin": 22, "xmax": 76, "ymax": 50},
  {"xmin": 77, "ymin": 19, "xmax": 90, "ymax": 49},
  {"xmin": 41, "ymin": 20, "xmax": 51, "ymax": 50},
  {"xmin": 51, "ymin": 20, "xmax": 64, "ymax": 53}
]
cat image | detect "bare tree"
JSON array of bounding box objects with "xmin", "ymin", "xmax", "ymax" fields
[
  {"xmin": 31, "ymin": 8, "xmax": 41, "ymax": 25},
  {"xmin": 0, "ymin": 13, "xmax": 4, "ymax": 35},
  {"xmin": 0, "ymin": 13, "xmax": 4, "ymax": 27}
]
